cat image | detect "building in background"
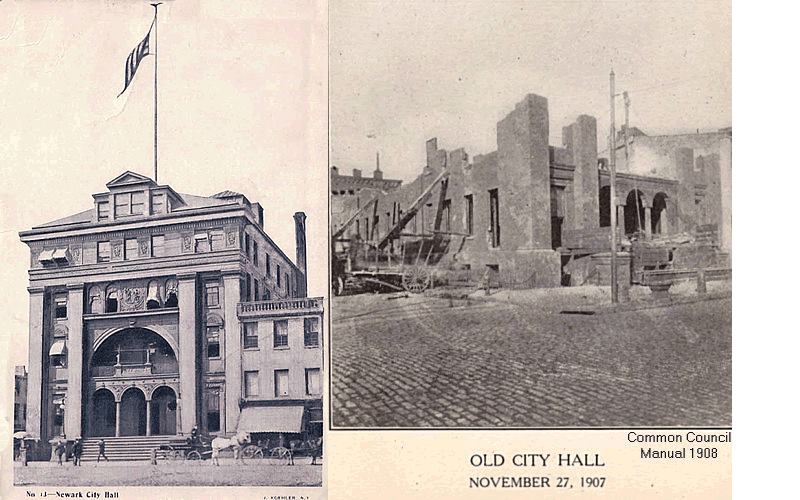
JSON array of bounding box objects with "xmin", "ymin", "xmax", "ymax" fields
[
  {"xmin": 14, "ymin": 366, "xmax": 28, "ymax": 432},
  {"xmin": 19, "ymin": 171, "xmax": 323, "ymax": 460}
]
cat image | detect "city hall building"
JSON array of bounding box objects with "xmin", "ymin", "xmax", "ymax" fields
[{"xmin": 20, "ymin": 171, "xmax": 323, "ymax": 459}]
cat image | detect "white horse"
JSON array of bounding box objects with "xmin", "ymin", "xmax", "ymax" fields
[{"xmin": 211, "ymin": 432, "xmax": 250, "ymax": 466}]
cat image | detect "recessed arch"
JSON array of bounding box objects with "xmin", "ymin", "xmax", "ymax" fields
[
  {"xmin": 149, "ymin": 386, "xmax": 177, "ymax": 435},
  {"xmin": 89, "ymin": 388, "xmax": 116, "ymax": 437},
  {"xmin": 652, "ymin": 192, "xmax": 669, "ymax": 235},
  {"xmin": 624, "ymin": 189, "xmax": 646, "ymax": 236},
  {"xmin": 92, "ymin": 325, "xmax": 178, "ymax": 358},
  {"xmin": 119, "ymin": 386, "xmax": 147, "ymax": 436}
]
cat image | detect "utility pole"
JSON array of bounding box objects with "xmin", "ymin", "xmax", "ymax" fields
[
  {"xmin": 624, "ymin": 91, "xmax": 643, "ymax": 232},
  {"xmin": 609, "ymin": 69, "xmax": 619, "ymax": 304}
]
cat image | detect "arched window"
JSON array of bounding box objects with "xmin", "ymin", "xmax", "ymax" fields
[
  {"xmin": 105, "ymin": 285, "xmax": 119, "ymax": 313},
  {"xmin": 88, "ymin": 286, "xmax": 103, "ymax": 314},
  {"xmin": 164, "ymin": 279, "xmax": 178, "ymax": 308},
  {"xmin": 146, "ymin": 280, "xmax": 162, "ymax": 310}
]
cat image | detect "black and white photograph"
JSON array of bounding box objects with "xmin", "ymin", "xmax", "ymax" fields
[
  {"xmin": 329, "ymin": 0, "xmax": 731, "ymax": 429},
  {"xmin": 2, "ymin": 0, "xmax": 326, "ymax": 491}
]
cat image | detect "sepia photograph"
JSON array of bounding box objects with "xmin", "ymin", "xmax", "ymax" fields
[
  {"xmin": 2, "ymin": 0, "xmax": 326, "ymax": 491},
  {"xmin": 329, "ymin": 0, "xmax": 731, "ymax": 428}
]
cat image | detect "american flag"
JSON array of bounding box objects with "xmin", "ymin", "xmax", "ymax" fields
[{"xmin": 118, "ymin": 20, "xmax": 154, "ymax": 97}]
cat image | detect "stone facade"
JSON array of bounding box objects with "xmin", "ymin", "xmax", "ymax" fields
[
  {"xmin": 14, "ymin": 366, "xmax": 27, "ymax": 432},
  {"xmin": 19, "ymin": 171, "xmax": 318, "ymax": 458}
]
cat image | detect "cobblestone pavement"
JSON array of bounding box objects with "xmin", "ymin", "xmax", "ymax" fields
[
  {"xmin": 13, "ymin": 459, "xmax": 323, "ymax": 486},
  {"xmin": 331, "ymin": 287, "xmax": 731, "ymax": 427}
]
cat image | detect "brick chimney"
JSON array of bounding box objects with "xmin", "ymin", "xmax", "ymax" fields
[{"xmin": 293, "ymin": 212, "xmax": 308, "ymax": 297}]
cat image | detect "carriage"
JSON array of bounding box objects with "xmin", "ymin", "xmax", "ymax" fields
[
  {"xmin": 159, "ymin": 433, "xmax": 213, "ymax": 461},
  {"xmin": 241, "ymin": 437, "xmax": 322, "ymax": 465}
]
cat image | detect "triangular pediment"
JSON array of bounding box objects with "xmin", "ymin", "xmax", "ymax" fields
[{"xmin": 106, "ymin": 171, "xmax": 156, "ymax": 189}]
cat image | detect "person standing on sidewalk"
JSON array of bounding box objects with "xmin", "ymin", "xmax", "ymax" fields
[
  {"xmin": 96, "ymin": 438, "xmax": 109, "ymax": 463},
  {"xmin": 55, "ymin": 440, "xmax": 66, "ymax": 465},
  {"xmin": 19, "ymin": 439, "xmax": 28, "ymax": 466},
  {"xmin": 72, "ymin": 437, "xmax": 83, "ymax": 466}
]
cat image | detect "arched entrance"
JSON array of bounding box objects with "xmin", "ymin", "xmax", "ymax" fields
[
  {"xmin": 119, "ymin": 387, "xmax": 147, "ymax": 436},
  {"xmin": 150, "ymin": 386, "xmax": 177, "ymax": 435},
  {"xmin": 652, "ymin": 192, "xmax": 668, "ymax": 235},
  {"xmin": 90, "ymin": 389, "xmax": 116, "ymax": 437},
  {"xmin": 624, "ymin": 189, "xmax": 646, "ymax": 235}
]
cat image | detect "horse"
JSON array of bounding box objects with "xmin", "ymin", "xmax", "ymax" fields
[
  {"xmin": 288, "ymin": 437, "xmax": 323, "ymax": 465},
  {"xmin": 210, "ymin": 432, "xmax": 250, "ymax": 466}
]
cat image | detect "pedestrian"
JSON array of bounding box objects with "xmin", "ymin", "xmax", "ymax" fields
[
  {"xmin": 96, "ymin": 438, "xmax": 109, "ymax": 463},
  {"xmin": 55, "ymin": 440, "xmax": 66, "ymax": 465},
  {"xmin": 72, "ymin": 437, "xmax": 83, "ymax": 466},
  {"xmin": 19, "ymin": 439, "xmax": 28, "ymax": 466}
]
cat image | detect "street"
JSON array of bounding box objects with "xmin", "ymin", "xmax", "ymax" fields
[{"xmin": 331, "ymin": 284, "xmax": 732, "ymax": 427}]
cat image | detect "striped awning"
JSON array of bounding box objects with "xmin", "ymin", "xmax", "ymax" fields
[
  {"xmin": 38, "ymin": 249, "xmax": 54, "ymax": 262},
  {"xmin": 237, "ymin": 406, "xmax": 304, "ymax": 433},
  {"xmin": 49, "ymin": 341, "xmax": 67, "ymax": 356},
  {"xmin": 52, "ymin": 248, "xmax": 69, "ymax": 261}
]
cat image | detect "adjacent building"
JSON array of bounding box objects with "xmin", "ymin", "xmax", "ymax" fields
[
  {"xmin": 14, "ymin": 366, "xmax": 27, "ymax": 433},
  {"xmin": 20, "ymin": 171, "xmax": 323, "ymax": 459}
]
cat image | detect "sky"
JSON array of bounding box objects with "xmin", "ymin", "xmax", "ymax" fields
[
  {"xmin": 330, "ymin": 0, "xmax": 731, "ymax": 181},
  {"xmin": 0, "ymin": 0, "xmax": 327, "ymax": 368}
]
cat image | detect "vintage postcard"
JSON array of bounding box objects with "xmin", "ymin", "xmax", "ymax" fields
[
  {"xmin": 327, "ymin": 0, "xmax": 731, "ymax": 497},
  {"xmin": 1, "ymin": 1, "xmax": 327, "ymax": 498}
]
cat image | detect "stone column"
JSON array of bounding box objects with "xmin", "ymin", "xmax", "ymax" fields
[
  {"xmin": 644, "ymin": 207, "xmax": 652, "ymax": 240},
  {"xmin": 222, "ymin": 271, "xmax": 242, "ymax": 433},
  {"xmin": 115, "ymin": 401, "xmax": 121, "ymax": 437},
  {"xmin": 146, "ymin": 399, "xmax": 152, "ymax": 436},
  {"xmin": 616, "ymin": 204, "xmax": 626, "ymax": 240},
  {"xmin": 65, "ymin": 284, "xmax": 84, "ymax": 440},
  {"xmin": 177, "ymin": 273, "xmax": 198, "ymax": 434},
  {"xmin": 26, "ymin": 287, "xmax": 45, "ymax": 442}
]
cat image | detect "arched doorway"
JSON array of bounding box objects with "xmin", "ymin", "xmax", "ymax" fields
[
  {"xmin": 90, "ymin": 328, "xmax": 178, "ymax": 377},
  {"xmin": 119, "ymin": 388, "xmax": 147, "ymax": 436},
  {"xmin": 624, "ymin": 189, "xmax": 646, "ymax": 235},
  {"xmin": 90, "ymin": 389, "xmax": 116, "ymax": 437},
  {"xmin": 652, "ymin": 192, "xmax": 668, "ymax": 235},
  {"xmin": 150, "ymin": 386, "xmax": 177, "ymax": 435},
  {"xmin": 599, "ymin": 185, "xmax": 611, "ymax": 227}
]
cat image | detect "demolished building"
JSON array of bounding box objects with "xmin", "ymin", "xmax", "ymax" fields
[{"xmin": 331, "ymin": 93, "xmax": 731, "ymax": 290}]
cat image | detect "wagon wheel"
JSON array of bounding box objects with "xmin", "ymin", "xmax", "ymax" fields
[
  {"xmin": 186, "ymin": 450, "xmax": 202, "ymax": 461},
  {"xmin": 160, "ymin": 445, "xmax": 174, "ymax": 461},
  {"xmin": 270, "ymin": 447, "xmax": 291, "ymax": 465},
  {"xmin": 402, "ymin": 265, "xmax": 431, "ymax": 293}
]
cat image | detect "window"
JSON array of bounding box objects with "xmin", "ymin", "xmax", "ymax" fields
[
  {"xmin": 194, "ymin": 233, "xmax": 210, "ymax": 253},
  {"xmin": 276, "ymin": 265, "xmax": 281, "ymax": 287},
  {"xmin": 124, "ymin": 238, "xmax": 138, "ymax": 260},
  {"xmin": 254, "ymin": 279, "xmax": 260, "ymax": 302},
  {"xmin": 97, "ymin": 201, "xmax": 110, "ymax": 221},
  {"xmin": 465, "ymin": 194, "xmax": 474, "ymax": 235},
  {"xmin": 305, "ymin": 368, "xmax": 321, "ymax": 396},
  {"xmin": 442, "ymin": 199, "xmax": 451, "ymax": 232},
  {"xmin": 207, "ymin": 390, "xmax": 220, "ymax": 432},
  {"xmin": 245, "ymin": 274, "xmax": 252, "ymax": 301},
  {"xmin": 265, "ymin": 253, "xmax": 271, "ymax": 275},
  {"xmin": 205, "ymin": 283, "xmax": 219, "ymax": 307},
  {"xmin": 355, "ymin": 219, "xmax": 360, "ymax": 238},
  {"xmin": 244, "ymin": 371, "xmax": 259, "ymax": 397},
  {"xmin": 253, "ymin": 242, "xmax": 259, "ymax": 266},
  {"xmin": 285, "ymin": 274, "xmax": 290, "ymax": 296},
  {"xmin": 209, "ymin": 230, "xmax": 224, "ymax": 251},
  {"xmin": 243, "ymin": 322, "xmax": 259, "ymax": 349},
  {"xmin": 304, "ymin": 317, "xmax": 320, "ymax": 347},
  {"xmin": 489, "ymin": 188, "xmax": 500, "ymax": 248},
  {"xmin": 263, "ymin": 289, "xmax": 271, "ymax": 301},
  {"xmin": 245, "ymin": 234, "xmax": 251, "ymax": 259},
  {"xmin": 151, "ymin": 192, "xmax": 165, "ymax": 214},
  {"xmin": 114, "ymin": 194, "xmax": 129, "ymax": 217},
  {"xmin": 274, "ymin": 369, "xmax": 289, "ymax": 397},
  {"xmin": 273, "ymin": 320, "xmax": 288, "ymax": 348},
  {"xmin": 105, "ymin": 286, "xmax": 118, "ymax": 313},
  {"xmin": 131, "ymin": 191, "xmax": 145, "ymax": 215},
  {"xmin": 207, "ymin": 327, "xmax": 220, "ymax": 359},
  {"xmin": 151, "ymin": 235, "xmax": 165, "ymax": 257},
  {"xmin": 97, "ymin": 241, "xmax": 111, "ymax": 263},
  {"xmin": 54, "ymin": 295, "xmax": 67, "ymax": 319}
]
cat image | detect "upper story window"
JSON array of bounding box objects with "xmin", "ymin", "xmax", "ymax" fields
[
  {"xmin": 151, "ymin": 192, "xmax": 165, "ymax": 214},
  {"xmin": 124, "ymin": 238, "xmax": 138, "ymax": 260},
  {"xmin": 205, "ymin": 282, "xmax": 220, "ymax": 308},
  {"xmin": 151, "ymin": 235, "xmax": 165, "ymax": 257},
  {"xmin": 209, "ymin": 229, "xmax": 224, "ymax": 251},
  {"xmin": 276, "ymin": 265, "xmax": 282, "ymax": 287},
  {"xmin": 274, "ymin": 369, "xmax": 289, "ymax": 397},
  {"xmin": 253, "ymin": 242, "xmax": 259, "ymax": 267},
  {"xmin": 285, "ymin": 274, "xmax": 290, "ymax": 296},
  {"xmin": 273, "ymin": 320, "xmax": 288, "ymax": 348},
  {"xmin": 97, "ymin": 241, "xmax": 111, "ymax": 263},
  {"xmin": 114, "ymin": 191, "xmax": 145, "ymax": 217},
  {"xmin": 244, "ymin": 370, "xmax": 259, "ymax": 397},
  {"xmin": 206, "ymin": 326, "xmax": 220, "ymax": 359},
  {"xmin": 54, "ymin": 295, "xmax": 67, "ymax": 319},
  {"xmin": 265, "ymin": 253, "xmax": 271, "ymax": 275},
  {"xmin": 97, "ymin": 201, "xmax": 110, "ymax": 221},
  {"xmin": 243, "ymin": 322, "xmax": 259, "ymax": 349},
  {"xmin": 305, "ymin": 368, "xmax": 321, "ymax": 396},
  {"xmin": 244, "ymin": 234, "xmax": 252, "ymax": 259},
  {"xmin": 194, "ymin": 233, "xmax": 210, "ymax": 253},
  {"xmin": 304, "ymin": 317, "xmax": 320, "ymax": 347}
]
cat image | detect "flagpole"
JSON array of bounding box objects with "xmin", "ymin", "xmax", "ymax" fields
[{"xmin": 152, "ymin": 3, "xmax": 161, "ymax": 183}]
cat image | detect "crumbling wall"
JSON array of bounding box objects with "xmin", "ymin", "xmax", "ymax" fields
[{"xmin": 563, "ymin": 114, "xmax": 599, "ymax": 230}]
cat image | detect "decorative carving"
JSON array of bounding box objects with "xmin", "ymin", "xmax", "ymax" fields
[
  {"xmin": 182, "ymin": 235, "xmax": 192, "ymax": 251},
  {"xmin": 70, "ymin": 246, "xmax": 82, "ymax": 265},
  {"xmin": 166, "ymin": 279, "xmax": 178, "ymax": 296},
  {"xmin": 120, "ymin": 287, "xmax": 146, "ymax": 311},
  {"xmin": 112, "ymin": 243, "xmax": 123, "ymax": 258},
  {"xmin": 226, "ymin": 230, "xmax": 237, "ymax": 247},
  {"xmin": 139, "ymin": 240, "xmax": 149, "ymax": 256}
]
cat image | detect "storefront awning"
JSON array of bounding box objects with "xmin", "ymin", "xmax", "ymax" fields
[
  {"xmin": 237, "ymin": 406, "xmax": 304, "ymax": 433},
  {"xmin": 49, "ymin": 341, "xmax": 67, "ymax": 356}
]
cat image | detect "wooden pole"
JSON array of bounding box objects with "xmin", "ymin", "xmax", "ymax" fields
[{"xmin": 609, "ymin": 69, "xmax": 619, "ymax": 304}]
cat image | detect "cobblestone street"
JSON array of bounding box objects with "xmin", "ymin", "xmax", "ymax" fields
[{"xmin": 331, "ymin": 285, "xmax": 731, "ymax": 427}]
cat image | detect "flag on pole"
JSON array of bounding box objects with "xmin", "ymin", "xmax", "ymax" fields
[{"xmin": 118, "ymin": 19, "xmax": 155, "ymax": 97}]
